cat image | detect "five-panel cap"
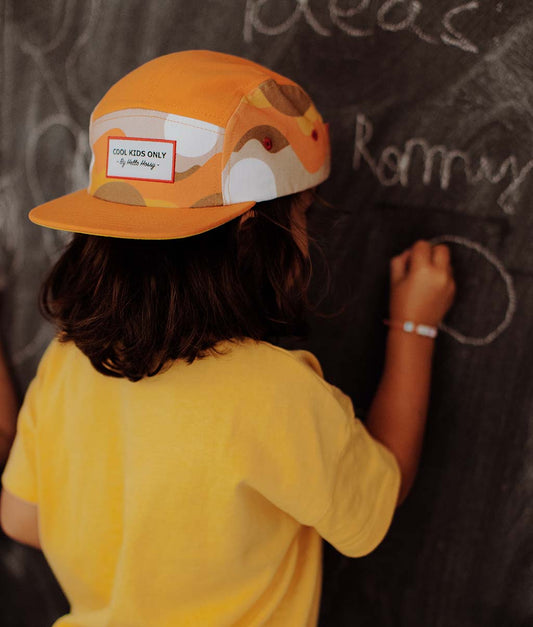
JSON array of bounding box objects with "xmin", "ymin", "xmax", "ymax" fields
[{"xmin": 29, "ymin": 50, "xmax": 331, "ymax": 239}]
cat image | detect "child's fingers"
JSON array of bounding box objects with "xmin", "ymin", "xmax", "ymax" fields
[
  {"xmin": 431, "ymin": 244, "xmax": 451, "ymax": 269},
  {"xmin": 390, "ymin": 249, "xmax": 410, "ymax": 283},
  {"xmin": 409, "ymin": 240, "xmax": 432, "ymax": 270}
]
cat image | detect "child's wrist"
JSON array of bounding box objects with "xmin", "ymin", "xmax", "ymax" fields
[
  {"xmin": 383, "ymin": 318, "xmax": 438, "ymax": 339},
  {"xmin": 383, "ymin": 324, "xmax": 436, "ymax": 375}
]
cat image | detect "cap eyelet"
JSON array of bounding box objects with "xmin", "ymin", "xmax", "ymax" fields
[
  {"xmin": 262, "ymin": 137, "xmax": 273, "ymax": 151},
  {"xmin": 311, "ymin": 129, "xmax": 318, "ymax": 141}
]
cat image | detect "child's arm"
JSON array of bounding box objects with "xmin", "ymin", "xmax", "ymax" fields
[
  {"xmin": 366, "ymin": 240, "xmax": 456, "ymax": 507},
  {"xmin": 0, "ymin": 339, "xmax": 40, "ymax": 550},
  {"xmin": 0, "ymin": 341, "xmax": 18, "ymax": 466}
]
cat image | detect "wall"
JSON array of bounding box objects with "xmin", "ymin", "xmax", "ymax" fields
[{"xmin": 1, "ymin": 1, "xmax": 531, "ymax": 625}]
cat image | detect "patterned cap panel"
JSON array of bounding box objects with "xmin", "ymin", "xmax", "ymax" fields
[
  {"xmin": 87, "ymin": 80, "xmax": 330, "ymax": 209},
  {"xmin": 222, "ymin": 80, "xmax": 330, "ymax": 205},
  {"xmin": 88, "ymin": 109, "xmax": 226, "ymax": 208}
]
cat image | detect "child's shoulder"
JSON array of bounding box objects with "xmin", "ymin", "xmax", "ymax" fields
[
  {"xmin": 239, "ymin": 340, "xmax": 354, "ymax": 416},
  {"xmin": 221, "ymin": 338, "xmax": 328, "ymax": 389},
  {"xmin": 39, "ymin": 335, "xmax": 77, "ymax": 362},
  {"xmin": 34, "ymin": 336, "xmax": 82, "ymax": 379},
  {"xmin": 257, "ymin": 341, "xmax": 324, "ymax": 379}
]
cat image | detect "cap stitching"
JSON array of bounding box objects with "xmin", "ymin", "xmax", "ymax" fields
[
  {"xmin": 222, "ymin": 99, "xmax": 248, "ymax": 206},
  {"xmin": 222, "ymin": 77, "xmax": 274, "ymax": 205},
  {"xmin": 93, "ymin": 112, "xmax": 224, "ymax": 135}
]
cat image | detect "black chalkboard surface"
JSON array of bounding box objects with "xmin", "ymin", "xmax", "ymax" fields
[{"xmin": 1, "ymin": 1, "xmax": 532, "ymax": 626}]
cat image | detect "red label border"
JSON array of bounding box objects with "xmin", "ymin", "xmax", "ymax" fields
[{"xmin": 105, "ymin": 136, "xmax": 177, "ymax": 184}]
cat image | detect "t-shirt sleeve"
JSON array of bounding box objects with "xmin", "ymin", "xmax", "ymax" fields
[
  {"xmin": 0, "ymin": 340, "xmax": 57, "ymax": 504},
  {"xmin": 242, "ymin": 347, "xmax": 401, "ymax": 558},
  {"xmin": 312, "ymin": 383, "xmax": 401, "ymax": 557},
  {"xmin": 2, "ymin": 375, "xmax": 39, "ymax": 504}
]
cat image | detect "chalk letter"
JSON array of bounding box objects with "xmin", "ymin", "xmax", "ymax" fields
[
  {"xmin": 441, "ymin": 2, "xmax": 479, "ymax": 54},
  {"xmin": 329, "ymin": 0, "xmax": 373, "ymax": 37},
  {"xmin": 244, "ymin": 0, "xmax": 330, "ymax": 43},
  {"xmin": 377, "ymin": 0, "xmax": 436, "ymax": 44},
  {"xmin": 401, "ymin": 139, "xmax": 446, "ymax": 187},
  {"xmin": 377, "ymin": 146, "xmax": 402, "ymax": 186},
  {"xmin": 353, "ymin": 114, "xmax": 378, "ymax": 176}
]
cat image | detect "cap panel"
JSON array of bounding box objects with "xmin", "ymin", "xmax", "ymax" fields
[
  {"xmin": 221, "ymin": 80, "xmax": 330, "ymax": 204},
  {"xmin": 30, "ymin": 50, "xmax": 331, "ymax": 240},
  {"xmin": 91, "ymin": 139, "xmax": 223, "ymax": 209},
  {"xmin": 92, "ymin": 50, "xmax": 290, "ymax": 128},
  {"xmin": 90, "ymin": 109, "xmax": 224, "ymax": 159},
  {"xmin": 88, "ymin": 109, "xmax": 225, "ymax": 209}
]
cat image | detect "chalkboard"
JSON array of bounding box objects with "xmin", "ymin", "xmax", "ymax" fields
[{"xmin": 1, "ymin": 1, "xmax": 532, "ymax": 625}]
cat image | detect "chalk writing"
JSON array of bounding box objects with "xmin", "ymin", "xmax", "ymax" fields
[
  {"xmin": 2, "ymin": 0, "xmax": 96, "ymax": 371},
  {"xmin": 353, "ymin": 113, "xmax": 532, "ymax": 214},
  {"xmin": 244, "ymin": 0, "xmax": 331, "ymax": 37},
  {"xmin": 244, "ymin": 0, "xmax": 481, "ymax": 54},
  {"xmin": 429, "ymin": 235, "xmax": 516, "ymax": 345},
  {"xmin": 440, "ymin": 1, "xmax": 479, "ymax": 53}
]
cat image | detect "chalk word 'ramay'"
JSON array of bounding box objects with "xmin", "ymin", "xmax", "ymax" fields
[{"xmin": 353, "ymin": 113, "xmax": 533, "ymax": 214}]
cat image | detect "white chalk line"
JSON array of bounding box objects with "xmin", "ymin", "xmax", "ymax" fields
[
  {"xmin": 377, "ymin": 0, "xmax": 437, "ymax": 45},
  {"xmin": 15, "ymin": 0, "xmax": 75, "ymax": 54},
  {"xmin": 65, "ymin": 0, "xmax": 105, "ymax": 112},
  {"xmin": 440, "ymin": 1, "xmax": 479, "ymax": 54},
  {"xmin": 353, "ymin": 113, "xmax": 532, "ymax": 215},
  {"xmin": 244, "ymin": 0, "xmax": 481, "ymax": 53},
  {"xmin": 2, "ymin": 1, "xmax": 15, "ymax": 158},
  {"xmin": 329, "ymin": 0, "xmax": 373, "ymax": 37},
  {"xmin": 244, "ymin": 0, "xmax": 330, "ymax": 41},
  {"xmin": 12, "ymin": 324, "xmax": 54, "ymax": 367},
  {"xmin": 1, "ymin": 2, "xmax": 92, "ymax": 370},
  {"xmin": 429, "ymin": 235, "xmax": 516, "ymax": 345},
  {"xmin": 25, "ymin": 113, "xmax": 84, "ymax": 206},
  {"xmin": 427, "ymin": 13, "xmax": 533, "ymax": 114},
  {"xmin": 0, "ymin": 177, "xmax": 26, "ymax": 274},
  {"xmin": 17, "ymin": 37, "xmax": 70, "ymax": 116}
]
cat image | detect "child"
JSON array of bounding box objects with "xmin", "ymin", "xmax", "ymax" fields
[
  {"xmin": 0, "ymin": 51, "xmax": 455, "ymax": 626},
  {"xmin": 0, "ymin": 258, "xmax": 17, "ymax": 466},
  {"xmin": 0, "ymin": 342, "xmax": 17, "ymax": 466}
]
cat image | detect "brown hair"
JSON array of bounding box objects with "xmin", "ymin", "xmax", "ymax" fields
[{"xmin": 40, "ymin": 191, "xmax": 331, "ymax": 381}]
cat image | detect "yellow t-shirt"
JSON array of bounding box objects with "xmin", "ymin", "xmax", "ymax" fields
[{"xmin": 2, "ymin": 337, "xmax": 400, "ymax": 626}]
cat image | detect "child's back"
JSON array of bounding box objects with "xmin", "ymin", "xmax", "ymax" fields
[
  {"xmin": 3, "ymin": 335, "xmax": 398, "ymax": 625},
  {"xmin": 0, "ymin": 51, "xmax": 455, "ymax": 627}
]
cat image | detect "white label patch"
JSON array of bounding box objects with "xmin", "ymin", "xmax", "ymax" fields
[{"xmin": 106, "ymin": 137, "xmax": 176, "ymax": 183}]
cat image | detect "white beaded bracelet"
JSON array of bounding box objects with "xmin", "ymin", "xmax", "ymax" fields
[{"xmin": 383, "ymin": 319, "xmax": 438, "ymax": 338}]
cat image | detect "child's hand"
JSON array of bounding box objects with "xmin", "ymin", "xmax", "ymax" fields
[{"xmin": 389, "ymin": 240, "xmax": 456, "ymax": 326}]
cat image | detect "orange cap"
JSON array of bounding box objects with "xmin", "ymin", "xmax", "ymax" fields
[{"xmin": 29, "ymin": 50, "xmax": 331, "ymax": 239}]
